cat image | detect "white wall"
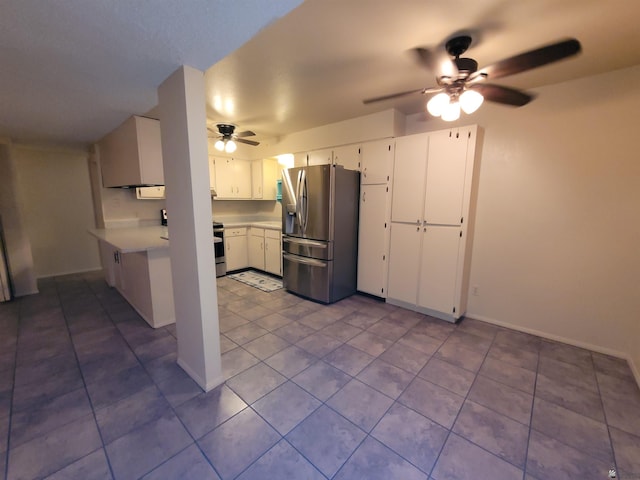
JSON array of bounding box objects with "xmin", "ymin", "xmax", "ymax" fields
[
  {"xmin": 13, "ymin": 145, "xmax": 101, "ymax": 278},
  {"xmin": 406, "ymin": 65, "xmax": 640, "ymax": 375},
  {"xmin": 257, "ymin": 109, "xmax": 406, "ymax": 157},
  {"xmin": 0, "ymin": 142, "xmax": 38, "ymax": 295}
]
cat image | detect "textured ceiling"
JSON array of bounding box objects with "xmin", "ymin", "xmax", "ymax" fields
[
  {"xmin": 0, "ymin": 0, "xmax": 302, "ymax": 144},
  {"xmin": 1, "ymin": 0, "xmax": 639, "ymax": 146}
]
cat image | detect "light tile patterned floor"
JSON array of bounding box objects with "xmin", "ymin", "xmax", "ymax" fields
[{"xmin": 0, "ymin": 271, "xmax": 639, "ymax": 479}]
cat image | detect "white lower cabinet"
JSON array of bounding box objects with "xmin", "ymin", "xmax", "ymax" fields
[
  {"xmin": 226, "ymin": 228, "xmax": 248, "ymax": 271},
  {"xmin": 99, "ymin": 240, "xmax": 174, "ymax": 328},
  {"xmin": 248, "ymin": 227, "xmax": 282, "ymax": 276},
  {"xmin": 264, "ymin": 230, "xmax": 282, "ymax": 276},
  {"xmin": 249, "ymin": 228, "xmax": 266, "ymax": 271},
  {"xmin": 387, "ymin": 223, "xmax": 422, "ymax": 304},
  {"xmin": 417, "ymin": 226, "xmax": 462, "ymax": 315}
]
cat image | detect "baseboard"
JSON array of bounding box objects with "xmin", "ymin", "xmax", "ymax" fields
[
  {"xmin": 466, "ymin": 313, "xmax": 640, "ymax": 389},
  {"xmin": 37, "ymin": 267, "xmax": 102, "ymax": 279},
  {"xmin": 177, "ymin": 357, "xmax": 224, "ymax": 392}
]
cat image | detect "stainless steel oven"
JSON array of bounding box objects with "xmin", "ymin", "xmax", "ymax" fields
[{"xmin": 213, "ymin": 222, "xmax": 226, "ymax": 277}]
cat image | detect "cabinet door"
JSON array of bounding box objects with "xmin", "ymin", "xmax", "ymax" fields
[
  {"xmin": 418, "ymin": 226, "xmax": 461, "ymax": 315},
  {"xmin": 333, "ymin": 144, "xmax": 360, "ymax": 171},
  {"xmin": 213, "ymin": 157, "xmax": 235, "ymax": 198},
  {"xmin": 293, "ymin": 153, "xmax": 308, "ymax": 168},
  {"xmin": 226, "ymin": 235, "xmax": 248, "ymax": 271},
  {"xmin": 251, "ymin": 159, "xmax": 263, "ymax": 199},
  {"xmin": 265, "ymin": 235, "xmax": 282, "ymax": 276},
  {"xmin": 232, "ymin": 159, "xmax": 252, "ymax": 199},
  {"xmin": 392, "ymin": 134, "xmax": 428, "ymax": 224},
  {"xmin": 308, "ymin": 148, "xmax": 332, "ymax": 166},
  {"xmin": 361, "ymin": 139, "xmax": 393, "ymax": 185},
  {"xmin": 248, "ymin": 233, "xmax": 265, "ymax": 270},
  {"xmin": 424, "ymin": 129, "xmax": 469, "ymax": 225},
  {"xmin": 357, "ymin": 184, "xmax": 388, "ymax": 296},
  {"xmin": 208, "ymin": 156, "xmax": 216, "ymax": 191},
  {"xmin": 252, "ymin": 159, "xmax": 279, "ymax": 200},
  {"xmin": 100, "ymin": 116, "xmax": 163, "ymax": 187},
  {"xmin": 387, "ymin": 222, "xmax": 421, "ymax": 305}
]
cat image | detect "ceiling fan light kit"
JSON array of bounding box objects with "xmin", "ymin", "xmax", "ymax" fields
[
  {"xmin": 364, "ymin": 36, "xmax": 582, "ymax": 121},
  {"xmin": 208, "ymin": 123, "xmax": 259, "ymax": 153}
]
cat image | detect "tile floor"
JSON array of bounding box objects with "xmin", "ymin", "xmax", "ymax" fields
[{"xmin": 0, "ymin": 271, "xmax": 639, "ymax": 479}]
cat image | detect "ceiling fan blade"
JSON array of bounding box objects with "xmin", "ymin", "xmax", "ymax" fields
[
  {"xmin": 235, "ymin": 138, "xmax": 260, "ymax": 146},
  {"xmin": 469, "ymin": 83, "xmax": 534, "ymax": 107},
  {"xmin": 363, "ymin": 87, "xmax": 441, "ymax": 104},
  {"xmin": 413, "ymin": 47, "xmax": 458, "ymax": 81},
  {"xmin": 475, "ymin": 38, "xmax": 581, "ymax": 80},
  {"xmin": 235, "ymin": 130, "xmax": 255, "ymax": 138}
]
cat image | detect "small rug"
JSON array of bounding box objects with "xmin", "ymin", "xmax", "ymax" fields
[{"xmin": 227, "ymin": 270, "xmax": 283, "ymax": 292}]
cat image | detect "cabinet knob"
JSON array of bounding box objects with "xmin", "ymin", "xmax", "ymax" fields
[{"xmin": 416, "ymin": 219, "xmax": 420, "ymax": 225}]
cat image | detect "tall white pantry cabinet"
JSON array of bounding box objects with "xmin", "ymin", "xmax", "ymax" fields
[
  {"xmin": 386, "ymin": 125, "xmax": 480, "ymax": 322},
  {"xmin": 357, "ymin": 139, "xmax": 394, "ymax": 298}
]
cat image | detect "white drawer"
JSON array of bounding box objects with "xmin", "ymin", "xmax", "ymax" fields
[
  {"xmin": 265, "ymin": 228, "xmax": 281, "ymax": 239},
  {"xmin": 226, "ymin": 227, "xmax": 247, "ymax": 237}
]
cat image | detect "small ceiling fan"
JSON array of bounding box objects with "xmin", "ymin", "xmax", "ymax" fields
[
  {"xmin": 363, "ymin": 36, "xmax": 581, "ymax": 121},
  {"xmin": 207, "ymin": 123, "xmax": 259, "ymax": 153}
]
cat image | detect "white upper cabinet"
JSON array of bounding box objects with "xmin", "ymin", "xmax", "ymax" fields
[
  {"xmin": 213, "ymin": 157, "xmax": 251, "ymax": 199},
  {"xmin": 99, "ymin": 115, "xmax": 164, "ymax": 187},
  {"xmin": 360, "ymin": 139, "xmax": 394, "ymax": 184},
  {"xmin": 391, "ymin": 133, "xmax": 429, "ymax": 224},
  {"xmin": 307, "ymin": 148, "xmax": 333, "ymax": 166},
  {"xmin": 251, "ymin": 158, "xmax": 279, "ymax": 200},
  {"xmin": 332, "ymin": 144, "xmax": 360, "ymax": 171},
  {"xmin": 423, "ymin": 129, "xmax": 471, "ymax": 225},
  {"xmin": 293, "ymin": 152, "xmax": 308, "ymax": 168}
]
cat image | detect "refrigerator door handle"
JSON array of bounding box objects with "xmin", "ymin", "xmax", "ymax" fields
[
  {"xmin": 283, "ymin": 253, "xmax": 327, "ymax": 268},
  {"xmin": 283, "ymin": 237, "xmax": 328, "ymax": 249},
  {"xmin": 295, "ymin": 170, "xmax": 304, "ymax": 229},
  {"xmin": 300, "ymin": 169, "xmax": 308, "ymax": 233}
]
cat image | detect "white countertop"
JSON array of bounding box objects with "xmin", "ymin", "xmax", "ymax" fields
[
  {"xmin": 223, "ymin": 220, "xmax": 281, "ymax": 230},
  {"xmin": 88, "ymin": 226, "xmax": 170, "ymax": 253}
]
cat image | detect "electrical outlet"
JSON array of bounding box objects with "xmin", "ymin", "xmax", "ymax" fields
[{"xmin": 472, "ymin": 285, "xmax": 479, "ymax": 296}]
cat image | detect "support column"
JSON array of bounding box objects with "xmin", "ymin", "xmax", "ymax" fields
[{"xmin": 158, "ymin": 66, "xmax": 222, "ymax": 391}]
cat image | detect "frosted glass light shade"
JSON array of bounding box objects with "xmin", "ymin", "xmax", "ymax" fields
[
  {"xmin": 441, "ymin": 101, "xmax": 461, "ymax": 122},
  {"xmin": 460, "ymin": 89, "xmax": 484, "ymax": 114},
  {"xmin": 427, "ymin": 93, "xmax": 450, "ymax": 117},
  {"xmin": 214, "ymin": 140, "xmax": 225, "ymax": 151},
  {"xmin": 224, "ymin": 140, "xmax": 237, "ymax": 153}
]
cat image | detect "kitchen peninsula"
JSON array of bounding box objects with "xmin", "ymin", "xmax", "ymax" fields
[
  {"xmin": 89, "ymin": 226, "xmax": 175, "ymax": 328},
  {"xmin": 89, "ymin": 219, "xmax": 282, "ymax": 328}
]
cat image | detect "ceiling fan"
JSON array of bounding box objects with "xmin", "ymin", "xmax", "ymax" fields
[
  {"xmin": 207, "ymin": 123, "xmax": 259, "ymax": 153},
  {"xmin": 363, "ymin": 36, "xmax": 582, "ymax": 121}
]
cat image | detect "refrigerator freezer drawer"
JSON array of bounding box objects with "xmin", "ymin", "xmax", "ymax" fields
[
  {"xmin": 283, "ymin": 253, "xmax": 332, "ymax": 303},
  {"xmin": 283, "ymin": 236, "xmax": 333, "ymax": 261}
]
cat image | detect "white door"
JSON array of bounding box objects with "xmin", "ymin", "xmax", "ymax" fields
[
  {"xmin": 213, "ymin": 158, "xmax": 235, "ymax": 198},
  {"xmin": 333, "ymin": 144, "xmax": 360, "ymax": 171},
  {"xmin": 418, "ymin": 225, "xmax": 461, "ymax": 315},
  {"xmin": 392, "ymin": 133, "xmax": 428, "ymax": 224},
  {"xmin": 387, "ymin": 222, "xmax": 422, "ymax": 305},
  {"xmin": 424, "ymin": 129, "xmax": 469, "ymax": 226},
  {"xmin": 361, "ymin": 139, "xmax": 393, "ymax": 185},
  {"xmin": 357, "ymin": 184, "xmax": 387, "ymax": 296}
]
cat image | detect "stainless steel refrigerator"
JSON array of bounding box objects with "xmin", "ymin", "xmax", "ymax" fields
[{"xmin": 281, "ymin": 164, "xmax": 359, "ymax": 303}]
